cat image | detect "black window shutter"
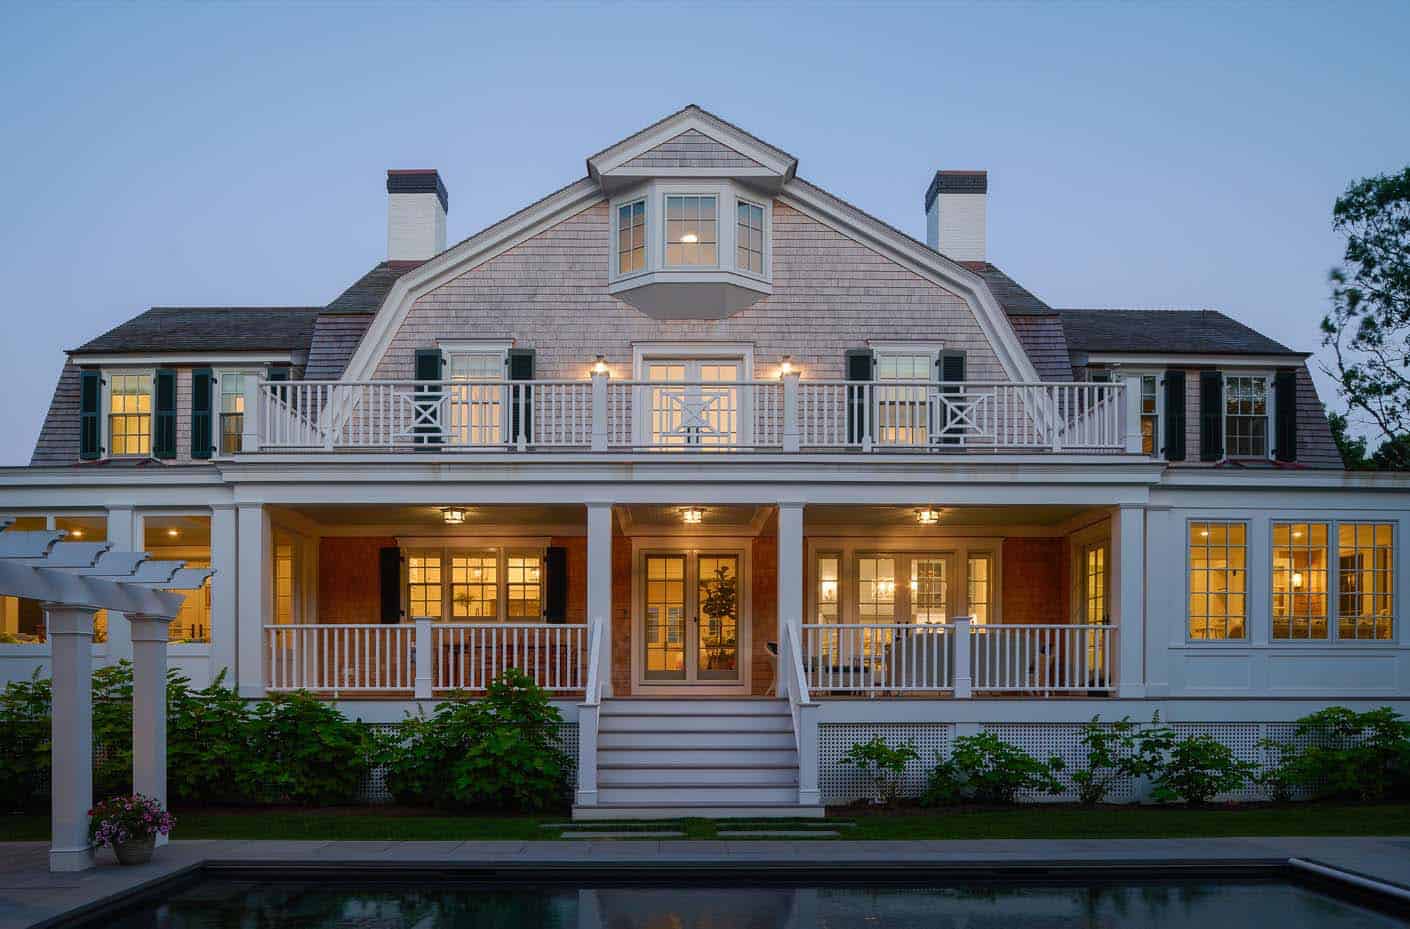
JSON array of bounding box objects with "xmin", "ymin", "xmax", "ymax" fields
[
  {"xmin": 79, "ymin": 369, "xmax": 101, "ymax": 460},
  {"xmin": 1163, "ymin": 370, "xmax": 1186, "ymax": 461},
  {"xmin": 508, "ymin": 348, "xmax": 535, "ymax": 445},
  {"xmin": 265, "ymin": 366, "xmax": 289, "ymax": 382},
  {"xmin": 413, "ymin": 349, "xmax": 443, "ymax": 447},
  {"xmin": 1274, "ymin": 368, "xmax": 1298, "ymax": 462},
  {"xmin": 544, "ymin": 546, "xmax": 568, "ymax": 623},
  {"xmin": 191, "ymin": 367, "xmax": 214, "ymax": 459},
  {"xmin": 379, "ymin": 547, "xmax": 403, "ymax": 624},
  {"xmin": 1198, "ymin": 370, "xmax": 1224, "ymax": 462},
  {"xmin": 845, "ymin": 348, "xmax": 874, "ymax": 445},
  {"xmin": 937, "ymin": 351, "xmax": 967, "ymax": 446},
  {"xmin": 153, "ymin": 368, "xmax": 177, "ymax": 459}
]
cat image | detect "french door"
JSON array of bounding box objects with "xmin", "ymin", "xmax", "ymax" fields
[
  {"xmin": 446, "ymin": 350, "xmax": 504, "ymax": 447},
  {"xmin": 642, "ymin": 360, "xmax": 743, "ymax": 448},
  {"xmin": 642, "ymin": 552, "xmax": 742, "ymax": 684}
]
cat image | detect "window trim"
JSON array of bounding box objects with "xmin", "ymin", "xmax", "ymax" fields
[
  {"xmin": 1222, "ymin": 371, "xmax": 1275, "ymax": 461},
  {"xmin": 607, "ymin": 180, "xmax": 772, "ymax": 286},
  {"xmin": 102, "ymin": 368, "xmax": 156, "ymax": 459},
  {"xmin": 1185, "ymin": 518, "xmax": 1250, "ymax": 643},
  {"xmin": 615, "ymin": 197, "xmax": 647, "ymax": 279},
  {"xmin": 1268, "ymin": 520, "xmax": 1331, "ymax": 643},
  {"xmin": 212, "ymin": 368, "xmax": 259, "ymax": 458},
  {"xmin": 661, "ymin": 192, "xmax": 721, "ymax": 271}
]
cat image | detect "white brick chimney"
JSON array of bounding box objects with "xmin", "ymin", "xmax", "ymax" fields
[
  {"xmin": 924, "ymin": 170, "xmax": 986, "ymax": 262},
  {"xmin": 386, "ymin": 169, "xmax": 448, "ymax": 261}
]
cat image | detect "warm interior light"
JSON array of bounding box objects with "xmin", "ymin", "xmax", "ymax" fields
[
  {"xmin": 681, "ymin": 507, "xmax": 704, "ymax": 525},
  {"xmin": 1292, "ymin": 530, "xmax": 1303, "ymax": 539},
  {"xmin": 680, "ymin": 233, "xmax": 699, "ymax": 244},
  {"xmin": 441, "ymin": 507, "xmax": 467, "ymax": 526},
  {"xmin": 821, "ymin": 581, "xmax": 837, "ymax": 602},
  {"xmin": 878, "ymin": 580, "xmax": 896, "ymax": 597},
  {"xmin": 166, "ymin": 528, "xmax": 180, "ymax": 538},
  {"xmin": 916, "ymin": 508, "xmax": 941, "ymax": 526},
  {"xmin": 1200, "ymin": 529, "xmax": 1209, "ymax": 538},
  {"xmin": 1292, "ymin": 571, "xmax": 1304, "ymax": 589},
  {"xmin": 69, "ymin": 528, "xmax": 84, "ymax": 539},
  {"xmin": 592, "ymin": 354, "xmax": 609, "ymax": 376}
]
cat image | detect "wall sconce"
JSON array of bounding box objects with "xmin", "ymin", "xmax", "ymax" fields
[
  {"xmin": 1292, "ymin": 571, "xmax": 1304, "ymax": 589},
  {"xmin": 441, "ymin": 507, "xmax": 467, "ymax": 526},
  {"xmin": 69, "ymin": 528, "xmax": 84, "ymax": 539},
  {"xmin": 916, "ymin": 507, "xmax": 941, "ymax": 526},
  {"xmin": 681, "ymin": 506, "xmax": 704, "ymax": 525},
  {"xmin": 592, "ymin": 355, "xmax": 609, "ymax": 376},
  {"xmin": 166, "ymin": 528, "xmax": 180, "ymax": 538},
  {"xmin": 821, "ymin": 580, "xmax": 837, "ymax": 602},
  {"xmin": 779, "ymin": 355, "xmax": 795, "ymax": 377}
]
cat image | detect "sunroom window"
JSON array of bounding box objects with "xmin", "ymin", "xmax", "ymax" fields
[
  {"xmin": 1338, "ymin": 522, "xmax": 1395, "ymax": 640},
  {"xmin": 1271, "ymin": 522, "xmax": 1329, "ymax": 640},
  {"xmin": 664, "ymin": 195, "xmax": 717, "ymax": 267},
  {"xmin": 1188, "ymin": 521, "xmax": 1247, "ymax": 640}
]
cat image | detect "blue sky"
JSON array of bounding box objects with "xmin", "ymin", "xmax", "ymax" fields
[{"xmin": 1, "ymin": 1, "xmax": 1406, "ymax": 464}]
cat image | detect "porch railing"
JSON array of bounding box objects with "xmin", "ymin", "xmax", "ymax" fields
[
  {"xmin": 251, "ymin": 375, "xmax": 1139, "ymax": 455},
  {"xmin": 263, "ymin": 621, "xmax": 586, "ymax": 697},
  {"xmin": 971, "ymin": 623, "xmax": 1116, "ymax": 694},
  {"xmin": 801, "ymin": 623, "xmax": 955, "ymax": 695}
]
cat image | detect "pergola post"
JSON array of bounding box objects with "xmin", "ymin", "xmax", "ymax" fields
[
  {"xmin": 128, "ymin": 613, "xmax": 173, "ymax": 846},
  {"xmin": 46, "ymin": 605, "xmax": 97, "ymax": 873}
]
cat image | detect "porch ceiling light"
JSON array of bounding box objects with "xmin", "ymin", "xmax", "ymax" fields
[
  {"xmin": 681, "ymin": 506, "xmax": 704, "ymax": 525},
  {"xmin": 916, "ymin": 507, "xmax": 941, "ymax": 526},
  {"xmin": 441, "ymin": 506, "xmax": 467, "ymax": 526},
  {"xmin": 166, "ymin": 528, "xmax": 180, "ymax": 538},
  {"xmin": 68, "ymin": 529, "xmax": 84, "ymax": 539}
]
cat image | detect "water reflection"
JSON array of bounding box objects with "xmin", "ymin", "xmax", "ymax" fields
[{"xmin": 100, "ymin": 880, "xmax": 1402, "ymax": 929}]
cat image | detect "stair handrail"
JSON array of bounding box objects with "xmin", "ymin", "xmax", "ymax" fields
[
  {"xmin": 584, "ymin": 613, "xmax": 604, "ymax": 707},
  {"xmin": 575, "ymin": 615, "xmax": 606, "ymax": 808},
  {"xmin": 781, "ymin": 621, "xmax": 811, "ymax": 748},
  {"xmin": 781, "ymin": 620, "xmax": 821, "ymax": 807}
]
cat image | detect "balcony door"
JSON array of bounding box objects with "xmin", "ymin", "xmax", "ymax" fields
[
  {"xmin": 446, "ymin": 349, "xmax": 505, "ymax": 447},
  {"xmin": 641, "ymin": 551, "xmax": 746, "ymax": 689},
  {"xmin": 642, "ymin": 359, "xmax": 743, "ymax": 448}
]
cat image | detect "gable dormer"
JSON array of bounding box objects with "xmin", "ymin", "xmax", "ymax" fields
[{"xmin": 587, "ymin": 105, "xmax": 798, "ymax": 320}]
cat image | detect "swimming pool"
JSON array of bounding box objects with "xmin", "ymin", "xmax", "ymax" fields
[{"xmin": 83, "ymin": 877, "xmax": 1406, "ymax": 928}]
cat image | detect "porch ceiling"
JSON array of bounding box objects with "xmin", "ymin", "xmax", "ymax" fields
[
  {"xmin": 279, "ymin": 503, "xmax": 587, "ymax": 533},
  {"xmin": 803, "ymin": 504, "xmax": 1101, "ymax": 531}
]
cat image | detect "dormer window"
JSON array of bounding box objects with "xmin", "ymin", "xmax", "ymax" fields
[
  {"xmin": 736, "ymin": 200, "xmax": 765, "ymax": 274},
  {"xmin": 108, "ymin": 372, "xmax": 153, "ymax": 456},
  {"xmin": 617, "ymin": 199, "xmax": 645, "ymax": 275},
  {"xmin": 664, "ymin": 195, "xmax": 718, "ymax": 267}
]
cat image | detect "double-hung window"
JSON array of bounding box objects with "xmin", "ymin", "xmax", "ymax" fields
[
  {"xmin": 108, "ymin": 373, "xmax": 153, "ymax": 457},
  {"xmin": 218, "ymin": 371, "xmax": 248, "ymax": 455},
  {"xmin": 1224, "ymin": 375, "xmax": 1269, "ymax": 458},
  {"xmin": 1140, "ymin": 375, "xmax": 1160, "ymax": 456},
  {"xmin": 736, "ymin": 199, "xmax": 765, "ymax": 274},
  {"xmin": 664, "ymin": 195, "xmax": 717, "ymax": 267},
  {"xmin": 617, "ymin": 199, "xmax": 646, "ymax": 275}
]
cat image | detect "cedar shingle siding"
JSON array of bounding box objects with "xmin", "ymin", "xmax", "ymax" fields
[
  {"xmin": 1008, "ymin": 315, "xmax": 1075, "ymax": 382},
  {"xmin": 620, "ymin": 130, "xmax": 764, "ymax": 170},
  {"xmin": 30, "ymin": 362, "xmax": 82, "ymax": 466}
]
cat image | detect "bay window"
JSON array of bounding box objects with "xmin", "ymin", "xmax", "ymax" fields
[
  {"xmin": 736, "ymin": 199, "xmax": 764, "ymax": 274},
  {"xmin": 664, "ymin": 194, "xmax": 718, "ymax": 267},
  {"xmin": 617, "ymin": 199, "xmax": 646, "ymax": 275},
  {"xmin": 1188, "ymin": 521, "xmax": 1247, "ymax": 640},
  {"xmin": 408, "ymin": 547, "xmax": 545, "ymax": 622}
]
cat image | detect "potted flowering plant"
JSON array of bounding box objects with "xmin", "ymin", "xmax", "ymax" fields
[{"xmin": 88, "ymin": 794, "xmax": 175, "ymax": 865}]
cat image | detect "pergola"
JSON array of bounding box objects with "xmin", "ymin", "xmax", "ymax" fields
[{"xmin": 0, "ymin": 519, "xmax": 212, "ymax": 872}]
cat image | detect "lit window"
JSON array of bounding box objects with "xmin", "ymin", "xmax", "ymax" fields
[
  {"xmin": 617, "ymin": 199, "xmax": 645, "ymax": 275},
  {"xmin": 275, "ymin": 541, "xmax": 295, "ymax": 625},
  {"xmin": 967, "ymin": 554, "xmax": 992, "ymax": 625},
  {"xmin": 451, "ymin": 553, "xmax": 497, "ymax": 619},
  {"xmin": 1272, "ymin": 522, "xmax": 1328, "ymax": 640},
  {"xmin": 108, "ymin": 373, "xmax": 152, "ymax": 456},
  {"xmin": 220, "ymin": 372, "xmax": 246, "ymax": 455},
  {"xmin": 910, "ymin": 557, "xmax": 949, "ymax": 624},
  {"xmin": 664, "ymin": 195, "xmax": 717, "ymax": 266},
  {"xmin": 1140, "ymin": 375, "xmax": 1159, "ymax": 456},
  {"xmin": 1084, "ymin": 544, "xmax": 1107, "ymax": 625},
  {"xmin": 446, "ymin": 350, "xmax": 504, "ymax": 447},
  {"xmin": 857, "ymin": 556, "xmax": 896, "ymax": 622},
  {"xmin": 816, "ymin": 554, "xmax": 840, "ymax": 623},
  {"xmin": 2, "ymin": 517, "xmax": 108, "ymax": 643},
  {"xmin": 1188, "ymin": 522, "xmax": 1246, "ymax": 640},
  {"xmin": 407, "ymin": 554, "xmax": 443, "ymax": 620},
  {"xmin": 1225, "ymin": 376, "xmax": 1269, "ymax": 458},
  {"xmin": 875, "ymin": 352, "xmax": 933, "ymax": 447},
  {"xmin": 1338, "ymin": 523, "xmax": 1395, "ymax": 640},
  {"xmin": 736, "ymin": 200, "xmax": 764, "ymax": 274},
  {"xmin": 507, "ymin": 554, "xmax": 543, "ymax": 619},
  {"xmin": 145, "ymin": 515, "xmax": 212, "ymax": 643}
]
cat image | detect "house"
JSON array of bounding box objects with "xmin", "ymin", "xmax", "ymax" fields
[{"xmin": 2, "ymin": 105, "xmax": 1406, "ymax": 819}]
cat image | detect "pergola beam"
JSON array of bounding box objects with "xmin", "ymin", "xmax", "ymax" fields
[{"xmin": 0, "ymin": 561, "xmax": 186, "ymax": 617}]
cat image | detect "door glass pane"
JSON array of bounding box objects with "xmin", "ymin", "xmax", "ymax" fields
[
  {"xmin": 447, "ymin": 352, "xmax": 503, "ymax": 446},
  {"xmin": 646, "ymin": 361, "xmax": 739, "ymax": 448},
  {"xmin": 875, "ymin": 354, "xmax": 931, "ymax": 446},
  {"xmin": 697, "ymin": 555, "xmax": 740, "ymax": 680},
  {"xmin": 816, "ymin": 555, "xmax": 840, "ymax": 623},
  {"xmin": 967, "ymin": 554, "xmax": 992, "ymax": 625},
  {"xmin": 644, "ymin": 555, "xmax": 686, "ymax": 679},
  {"xmin": 910, "ymin": 557, "xmax": 949, "ymax": 624}
]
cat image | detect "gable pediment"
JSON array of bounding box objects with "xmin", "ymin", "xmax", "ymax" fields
[{"xmin": 588, "ymin": 105, "xmax": 797, "ymax": 194}]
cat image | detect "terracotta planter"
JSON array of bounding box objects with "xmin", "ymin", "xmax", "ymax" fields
[{"xmin": 113, "ymin": 836, "xmax": 156, "ymax": 865}]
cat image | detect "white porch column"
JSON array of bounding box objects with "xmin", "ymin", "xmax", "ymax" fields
[
  {"xmin": 1113, "ymin": 504, "xmax": 1146, "ymax": 698},
  {"xmin": 776, "ymin": 502, "xmax": 804, "ymax": 699},
  {"xmin": 236, "ymin": 503, "xmax": 272, "ymax": 698},
  {"xmin": 586, "ymin": 502, "xmax": 613, "ymax": 696},
  {"xmin": 47, "ymin": 605, "xmax": 97, "ymax": 872},
  {"xmin": 209, "ymin": 505, "xmax": 238, "ymax": 681},
  {"xmin": 128, "ymin": 614, "xmax": 173, "ymax": 846},
  {"xmin": 104, "ymin": 507, "xmax": 136, "ymax": 663}
]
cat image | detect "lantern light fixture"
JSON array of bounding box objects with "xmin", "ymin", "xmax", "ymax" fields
[
  {"xmin": 592, "ymin": 355, "xmax": 609, "ymax": 376},
  {"xmin": 916, "ymin": 507, "xmax": 941, "ymax": 526},
  {"xmin": 779, "ymin": 355, "xmax": 795, "ymax": 377},
  {"xmin": 441, "ymin": 506, "xmax": 467, "ymax": 526},
  {"xmin": 681, "ymin": 506, "xmax": 704, "ymax": 525}
]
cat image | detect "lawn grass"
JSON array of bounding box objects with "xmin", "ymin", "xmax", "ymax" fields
[{"xmin": 3, "ymin": 803, "xmax": 1408, "ymax": 843}]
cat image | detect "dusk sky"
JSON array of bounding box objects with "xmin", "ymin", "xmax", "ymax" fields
[{"xmin": 1, "ymin": 1, "xmax": 1407, "ymax": 465}]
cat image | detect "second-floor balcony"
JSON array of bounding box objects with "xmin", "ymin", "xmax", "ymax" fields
[{"xmin": 249, "ymin": 375, "xmax": 1144, "ymax": 456}]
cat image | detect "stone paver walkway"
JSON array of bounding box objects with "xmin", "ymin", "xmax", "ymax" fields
[{"xmin": 2, "ymin": 836, "xmax": 1407, "ymax": 929}]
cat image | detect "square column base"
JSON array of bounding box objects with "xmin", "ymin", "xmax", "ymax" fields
[{"xmin": 49, "ymin": 845, "xmax": 94, "ymax": 873}]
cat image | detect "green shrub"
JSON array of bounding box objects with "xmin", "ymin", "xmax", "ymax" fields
[
  {"xmin": 0, "ymin": 671, "xmax": 52, "ymax": 811},
  {"xmin": 1262, "ymin": 706, "xmax": 1410, "ymax": 802},
  {"xmin": 92, "ymin": 662, "xmax": 135, "ymax": 798},
  {"xmin": 1070, "ymin": 714, "xmax": 1176, "ymax": 805},
  {"xmin": 922, "ymin": 731, "xmax": 1065, "ymax": 806},
  {"xmin": 167, "ymin": 669, "xmax": 253, "ymax": 805},
  {"xmin": 382, "ymin": 669, "xmax": 569, "ymax": 811},
  {"xmin": 839, "ymin": 736, "xmax": 919, "ymax": 804},
  {"xmin": 1151, "ymin": 734, "xmax": 1257, "ymax": 804},
  {"xmin": 246, "ymin": 691, "xmax": 370, "ymax": 805}
]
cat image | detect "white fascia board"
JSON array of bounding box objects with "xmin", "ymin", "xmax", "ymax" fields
[
  {"xmin": 586, "ymin": 110, "xmax": 797, "ymax": 182},
  {"xmin": 1160, "ymin": 468, "xmax": 1410, "ymax": 492},
  {"xmin": 778, "ymin": 181, "xmax": 1042, "ymax": 385},
  {"xmin": 1085, "ymin": 352, "xmax": 1310, "ymax": 367},
  {"xmin": 71, "ymin": 352, "xmax": 297, "ymax": 366},
  {"xmin": 341, "ymin": 178, "xmax": 604, "ymax": 383}
]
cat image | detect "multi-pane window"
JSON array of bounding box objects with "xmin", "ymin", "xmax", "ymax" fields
[
  {"xmin": 1272, "ymin": 522, "xmax": 1329, "ymax": 640},
  {"xmin": 736, "ymin": 200, "xmax": 764, "ymax": 274},
  {"xmin": 1084, "ymin": 544, "xmax": 1107, "ymax": 624},
  {"xmin": 145, "ymin": 515, "xmax": 212, "ymax": 643},
  {"xmin": 1188, "ymin": 522, "xmax": 1247, "ymax": 640},
  {"xmin": 857, "ymin": 556, "xmax": 896, "ymax": 622},
  {"xmin": 875, "ymin": 352, "xmax": 933, "ymax": 447},
  {"xmin": 1225, "ymin": 376, "xmax": 1269, "ymax": 458},
  {"xmin": 108, "ymin": 373, "xmax": 152, "ymax": 456},
  {"xmin": 816, "ymin": 554, "xmax": 840, "ymax": 623},
  {"xmin": 645, "ymin": 554, "xmax": 686, "ymax": 675},
  {"xmin": 275, "ymin": 541, "xmax": 294, "ymax": 625},
  {"xmin": 220, "ymin": 372, "xmax": 246, "ymax": 455},
  {"xmin": 617, "ymin": 199, "xmax": 645, "ymax": 274},
  {"xmin": 1338, "ymin": 523, "xmax": 1395, "ymax": 640},
  {"xmin": 967, "ymin": 554, "xmax": 992, "ymax": 625},
  {"xmin": 664, "ymin": 195, "xmax": 717, "ymax": 266},
  {"xmin": 910, "ymin": 557, "xmax": 948, "ymax": 624},
  {"xmin": 407, "ymin": 554, "xmax": 443, "ymax": 620},
  {"xmin": 446, "ymin": 350, "xmax": 504, "ymax": 446},
  {"xmin": 1140, "ymin": 375, "xmax": 1159, "ymax": 456},
  {"xmin": 450, "ymin": 554, "xmax": 497, "ymax": 619},
  {"xmin": 507, "ymin": 554, "xmax": 542, "ymax": 619}
]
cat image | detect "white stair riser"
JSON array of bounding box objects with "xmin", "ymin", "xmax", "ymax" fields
[
  {"xmin": 600, "ymin": 699, "xmax": 789, "ymax": 715},
  {"xmin": 597, "ymin": 785, "xmax": 801, "ymax": 805},
  {"xmin": 598, "ymin": 730, "xmax": 796, "ymax": 750},
  {"xmin": 600, "ymin": 715, "xmax": 792, "ymax": 733},
  {"xmin": 599, "ymin": 767, "xmax": 799, "ymax": 787},
  {"xmin": 573, "ymin": 805, "xmax": 827, "ymax": 821},
  {"xmin": 599, "ymin": 749, "xmax": 798, "ymax": 767}
]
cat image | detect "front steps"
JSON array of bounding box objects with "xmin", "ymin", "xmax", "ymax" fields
[{"xmin": 573, "ymin": 698, "xmax": 825, "ymax": 821}]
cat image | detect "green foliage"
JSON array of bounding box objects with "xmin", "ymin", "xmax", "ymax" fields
[
  {"xmin": 922, "ymin": 731, "xmax": 1065, "ymax": 806},
  {"xmin": 92, "ymin": 662, "xmax": 134, "ymax": 798},
  {"xmin": 245, "ymin": 691, "xmax": 370, "ymax": 805},
  {"xmin": 0, "ymin": 671, "xmax": 52, "ymax": 811},
  {"xmin": 1150, "ymin": 735, "xmax": 1257, "ymax": 805},
  {"xmin": 839, "ymin": 736, "xmax": 919, "ymax": 804},
  {"xmin": 166, "ymin": 669, "xmax": 254, "ymax": 805},
  {"xmin": 1070, "ymin": 714, "xmax": 1176, "ymax": 805},
  {"xmin": 1262, "ymin": 706, "xmax": 1410, "ymax": 803},
  {"xmin": 1321, "ymin": 165, "xmax": 1410, "ymax": 469},
  {"xmin": 382, "ymin": 669, "xmax": 569, "ymax": 812}
]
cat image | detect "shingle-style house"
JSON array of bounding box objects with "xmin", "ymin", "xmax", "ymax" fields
[{"xmin": 3, "ymin": 105, "xmax": 1406, "ymax": 819}]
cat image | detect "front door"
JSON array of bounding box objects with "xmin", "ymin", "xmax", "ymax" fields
[{"xmin": 642, "ymin": 552, "xmax": 743, "ymax": 685}]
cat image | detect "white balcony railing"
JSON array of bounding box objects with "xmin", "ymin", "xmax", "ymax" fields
[
  {"xmin": 251, "ymin": 375, "xmax": 1139, "ymax": 455},
  {"xmin": 263, "ymin": 621, "xmax": 587, "ymax": 697}
]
